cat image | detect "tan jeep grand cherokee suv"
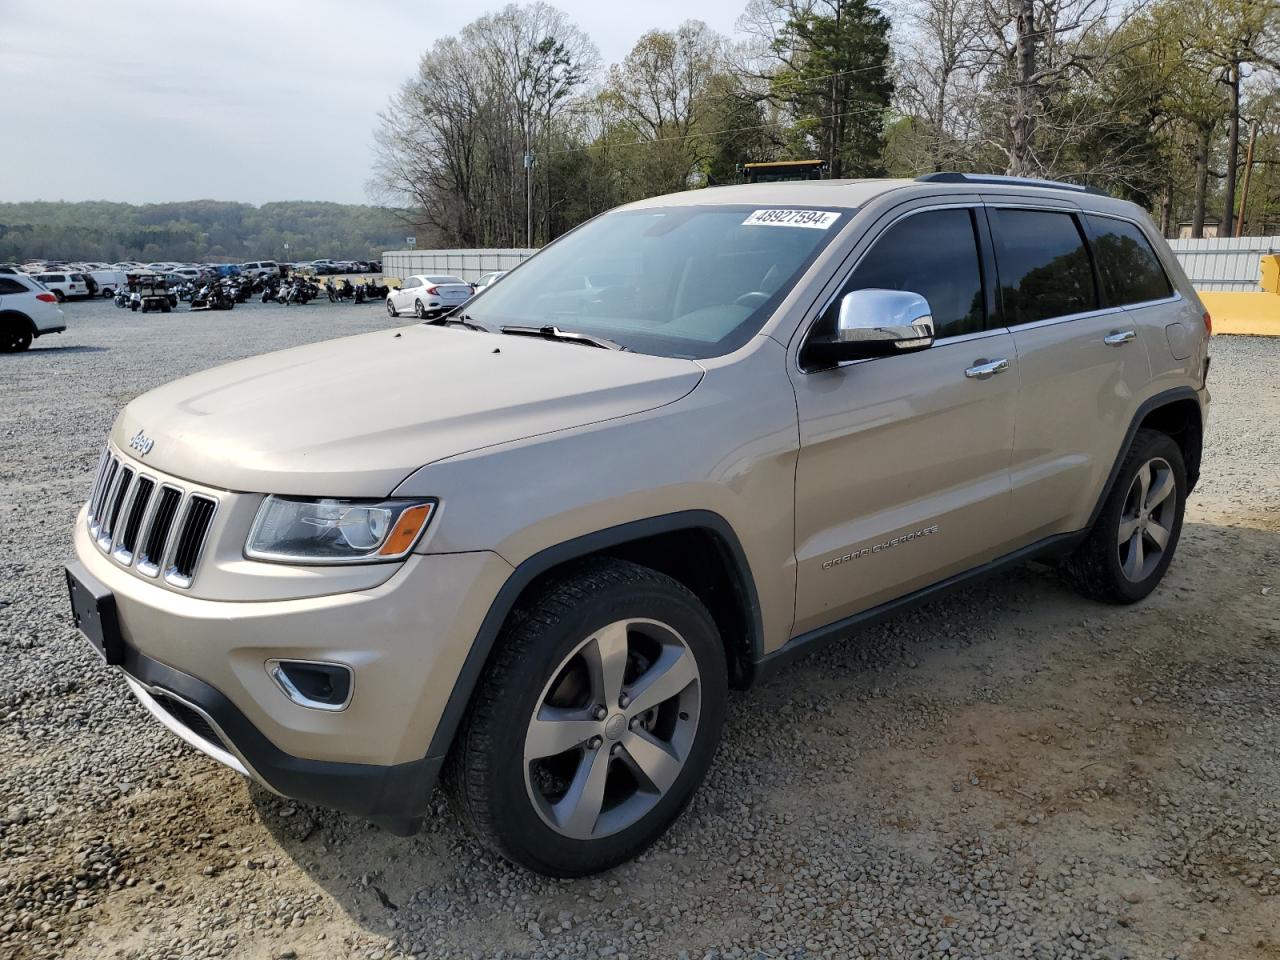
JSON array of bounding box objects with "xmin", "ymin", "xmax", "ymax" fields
[{"xmin": 66, "ymin": 173, "xmax": 1210, "ymax": 876}]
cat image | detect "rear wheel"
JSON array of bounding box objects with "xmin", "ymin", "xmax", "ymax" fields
[
  {"xmin": 1, "ymin": 318, "xmax": 33, "ymax": 352},
  {"xmin": 414, "ymin": 299, "xmax": 425, "ymax": 319},
  {"xmin": 1064, "ymin": 429, "xmax": 1186, "ymax": 604},
  {"xmin": 53, "ymin": 290, "xmax": 65, "ymax": 303},
  {"xmin": 450, "ymin": 558, "xmax": 727, "ymax": 876}
]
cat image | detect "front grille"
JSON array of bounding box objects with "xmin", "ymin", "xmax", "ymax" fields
[
  {"xmin": 154, "ymin": 694, "xmax": 226, "ymax": 751},
  {"xmin": 85, "ymin": 447, "xmax": 218, "ymax": 589}
]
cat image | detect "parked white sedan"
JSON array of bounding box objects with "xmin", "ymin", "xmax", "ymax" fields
[{"xmin": 386, "ymin": 274, "xmax": 474, "ymax": 319}]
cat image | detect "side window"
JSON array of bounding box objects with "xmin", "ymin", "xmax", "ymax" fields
[
  {"xmin": 818, "ymin": 208, "xmax": 986, "ymax": 341},
  {"xmin": 988, "ymin": 209, "xmax": 1097, "ymax": 325},
  {"xmin": 0, "ymin": 278, "xmax": 26, "ymax": 294},
  {"xmin": 1085, "ymin": 215, "xmax": 1174, "ymax": 306}
]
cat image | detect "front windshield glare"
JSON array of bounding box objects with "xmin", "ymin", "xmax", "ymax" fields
[{"xmin": 466, "ymin": 205, "xmax": 846, "ymax": 359}]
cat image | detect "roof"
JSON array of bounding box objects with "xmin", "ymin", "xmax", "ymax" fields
[{"xmin": 625, "ymin": 179, "xmax": 916, "ymax": 211}]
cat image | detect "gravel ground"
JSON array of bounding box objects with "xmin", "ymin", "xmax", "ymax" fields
[{"xmin": 1, "ymin": 299, "xmax": 1278, "ymax": 960}]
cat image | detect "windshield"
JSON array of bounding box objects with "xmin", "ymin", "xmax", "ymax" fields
[{"xmin": 460, "ymin": 204, "xmax": 847, "ymax": 359}]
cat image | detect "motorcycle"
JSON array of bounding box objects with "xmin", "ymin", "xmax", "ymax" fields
[{"xmin": 190, "ymin": 280, "xmax": 235, "ymax": 311}]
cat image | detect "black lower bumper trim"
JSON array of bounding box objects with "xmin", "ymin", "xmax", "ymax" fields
[{"xmin": 121, "ymin": 645, "xmax": 439, "ymax": 835}]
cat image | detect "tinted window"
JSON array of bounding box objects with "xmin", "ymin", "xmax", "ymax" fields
[
  {"xmin": 989, "ymin": 209, "xmax": 1097, "ymax": 324},
  {"xmin": 0, "ymin": 278, "xmax": 27, "ymax": 294},
  {"xmin": 819, "ymin": 208, "xmax": 986, "ymax": 340},
  {"xmin": 1085, "ymin": 215, "xmax": 1173, "ymax": 305}
]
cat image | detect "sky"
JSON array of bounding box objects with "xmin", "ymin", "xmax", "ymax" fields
[{"xmin": 0, "ymin": 0, "xmax": 749, "ymax": 207}]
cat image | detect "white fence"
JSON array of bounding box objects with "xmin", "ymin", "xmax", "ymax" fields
[
  {"xmin": 381, "ymin": 248, "xmax": 536, "ymax": 282},
  {"xmin": 1169, "ymin": 237, "xmax": 1279, "ymax": 292},
  {"xmin": 383, "ymin": 239, "xmax": 1277, "ymax": 294}
]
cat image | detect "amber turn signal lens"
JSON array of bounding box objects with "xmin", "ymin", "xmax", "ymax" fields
[
  {"xmin": 378, "ymin": 503, "xmax": 434, "ymax": 556},
  {"xmin": 1202, "ymin": 311, "xmax": 1212, "ymax": 335}
]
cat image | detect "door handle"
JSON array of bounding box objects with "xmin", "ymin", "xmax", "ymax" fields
[
  {"xmin": 964, "ymin": 358, "xmax": 1010, "ymax": 380},
  {"xmin": 1104, "ymin": 329, "xmax": 1137, "ymax": 346}
]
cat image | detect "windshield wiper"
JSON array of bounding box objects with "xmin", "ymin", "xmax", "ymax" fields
[
  {"xmin": 429, "ymin": 312, "xmax": 489, "ymax": 332},
  {"xmin": 500, "ymin": 324, "xmax": 627, "ymax": 351}
]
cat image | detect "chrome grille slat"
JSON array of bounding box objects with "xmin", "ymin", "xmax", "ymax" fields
[
  {"xmin": 83, "ymin": 447, "xmax": 218, "ymax": 590},
  {"xmin": 137, "ymin": 485, "xmax": 183, "ymax": 578},
  {"xmin": 97, "ymin": 465, "xmax": 134, "ymax": 549},
  {"xmin": 164, "ymin": 495, "xmax": 218, "ymax": 589},
  {"xmin": 113, "ymin": 475, "xmax": 155, "ymax": 564}
]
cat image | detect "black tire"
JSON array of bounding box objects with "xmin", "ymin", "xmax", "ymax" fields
[
  {"xmin": 1, "ymin": 318, "xmax": 33, "ymax": 353},
  {"xmin": 386, "ymin": 298, "xmax": 397, "ymax": 318},
  {"xmin": 449, "ymin": 558, "xmax": 727, "ymax": 876},
  {"xmin": 414, "ymin": 299, "xmax": 425, "ymax": 319},
  {"xmin": 1064, "ymin": 428, "xmax": 1187, "ymax": 604},
  {"xmin": 53, "ymin": 290, "xmax": 65, "ymax": 303}
]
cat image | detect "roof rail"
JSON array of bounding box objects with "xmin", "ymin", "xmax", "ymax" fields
[{"xmin": 916, "ymin": 172, "xmax": 1108, "ymax": 197}]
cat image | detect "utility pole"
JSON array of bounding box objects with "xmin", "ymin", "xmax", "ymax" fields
[
  {"xmin": 524, "ymin": 129, "xmax": 534, "ymax": 249},
  {"xmin": 1234, "ymin": 118, "xmax": 1259, "ymax": 239}
]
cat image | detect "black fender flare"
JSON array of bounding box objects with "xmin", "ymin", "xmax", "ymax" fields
[{"xmin": 422, "ymin": 509, "xmax": 763, "ymax": 764}]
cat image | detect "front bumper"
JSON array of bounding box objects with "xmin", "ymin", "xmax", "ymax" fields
[{"xmin": 70, "ymin": 511, "xmax": 514, "ymax": 831}]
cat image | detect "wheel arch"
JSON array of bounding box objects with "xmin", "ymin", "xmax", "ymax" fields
[
  {"xmin": 0, "ymin": 309, "xmax": 36, "ymax": 334},
  {"xmin": 423, "ymin": 510, "xmax": 763, "ymax": 765},
  {"xmin": 1088, "ymin": 386, "xmax": 1203, "ymax": 531}
]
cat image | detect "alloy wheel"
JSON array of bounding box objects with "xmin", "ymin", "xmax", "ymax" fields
[
  {"xmin": 386, "ymin": 298, "xmax": 396, "ymax": 317},
  {"xmin": 414, "ymin": 299, "xmax": 425, "ymax": 318},
  {"xmin": 523, "ymin": 618, "xmax": 701, "ymax": 840},
  {"xmin": 1117, "ymin": 456, "xmax": 1177, "ymax": 582}
]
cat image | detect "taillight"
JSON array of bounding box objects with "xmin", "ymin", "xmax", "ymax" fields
[
  {"xmin": 424, "ymin": 285, "xmax": 439, "ymax": 295},
  {"xmin": 1202, "ymin": 311, "xmax": 1212, "ymax": 336},
  {"xmin": 35, "ymin": 292, "xmax": 57, "ymax": 303}
]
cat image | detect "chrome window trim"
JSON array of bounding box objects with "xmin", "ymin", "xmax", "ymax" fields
[{"xmin": 797, "ymin": 201, "xmax": 992, "ymax": 374}]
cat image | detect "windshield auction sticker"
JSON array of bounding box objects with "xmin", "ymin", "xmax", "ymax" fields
[{"xmin": 742, "ymin": 209, "xmax": 840, "ymax": 229}]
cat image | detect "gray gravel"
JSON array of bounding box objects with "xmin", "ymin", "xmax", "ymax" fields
[{"xmin": 2, "ymin": 302, "xmax": 1278, "ymax": 960}]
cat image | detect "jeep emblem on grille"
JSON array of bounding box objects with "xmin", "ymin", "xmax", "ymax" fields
[{"xmin": 129, "ymin": 429, "xmax": 154, "ymax": 456}]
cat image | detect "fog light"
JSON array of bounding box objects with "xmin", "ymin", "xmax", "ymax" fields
[{"xmin": 267, "ymin": 660, "xmax": 352, "ymax": 711}]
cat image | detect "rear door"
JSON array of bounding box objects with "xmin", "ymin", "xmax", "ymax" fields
[
  {"xmin": 986, "ymin": 202, "xmax": 1153, "ymax": 543},
  {"xmin": 789, "ymin": 202, "xmax": 1019, "ymax": 635}
]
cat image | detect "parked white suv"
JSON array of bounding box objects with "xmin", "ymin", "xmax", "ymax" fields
[
  {"xmin": 240, "ymin": 261, "xmax": 280, "ymax": 278},
  {"xmin": 0, "ymin": 273, "xmax": 66, "ymax": 351},
  {"xmin": 33, "ymin": 272, "xmax": 91, "ymax": 302}
]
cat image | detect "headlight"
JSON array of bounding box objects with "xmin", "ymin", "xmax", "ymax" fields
[{"xmin": 245, "ymin": 496, "xmax": 435, "ymax": 564}]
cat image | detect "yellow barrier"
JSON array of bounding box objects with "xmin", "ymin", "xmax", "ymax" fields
[{"xmin": 1194, "ymin": 254, "xmax": 1280, "ymax": 337}]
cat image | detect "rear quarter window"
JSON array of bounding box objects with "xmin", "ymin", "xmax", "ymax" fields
[
  {"xmin": 1085, "ymin": 215, "xmax": 1174, "ymax": 305},
  {"xmin": 0, "ymin": 277, "xmax": 28, "ymax": 294}
]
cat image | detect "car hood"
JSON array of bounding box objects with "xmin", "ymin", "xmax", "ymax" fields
[{"xmin": 112, "ymin": 325, "xmax": 704, "ymax": 496}]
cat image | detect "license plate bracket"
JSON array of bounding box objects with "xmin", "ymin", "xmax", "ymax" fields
[{"xmin": 65, "ymin": 561, "xmax": 124, "ymax": 665}]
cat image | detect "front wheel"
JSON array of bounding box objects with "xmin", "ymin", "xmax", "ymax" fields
[
  {"xmin": 1064, "ymin": 428, "xmax": 1187, "ymax": 604},
  {"xmin": 450, "ymin": 559, "xmax": 727, "ymax": 876},
  {"xmin": 386, "ymin": 298, "xmax": 397, "ymax": 318}
]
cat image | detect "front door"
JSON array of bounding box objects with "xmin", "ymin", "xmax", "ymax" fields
[{"xmin": 789, "ymin": 206, "xmax": 1018, "ymax": 636}]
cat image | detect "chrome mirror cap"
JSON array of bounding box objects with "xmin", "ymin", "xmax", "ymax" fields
[
  {"xmin": 835, "ymin": 288, "xmax": 935, "ymax": 350},
  {"xmin": 803, "ymin": 288, "xmax": 936, "ymax": 368}
]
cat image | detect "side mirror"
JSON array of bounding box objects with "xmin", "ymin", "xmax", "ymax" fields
[{"xmin": 803, "ymin": 288, "xmax": 935, "ymax": 368}]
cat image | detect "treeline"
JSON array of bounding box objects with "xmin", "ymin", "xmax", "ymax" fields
[
  {"xmin": 0, "ymin": 200, "xmax": 408, "ymax": 263},
  {"xmin": 371, "ymin": 0, "xmax": 1280, "ymax": 247}
]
